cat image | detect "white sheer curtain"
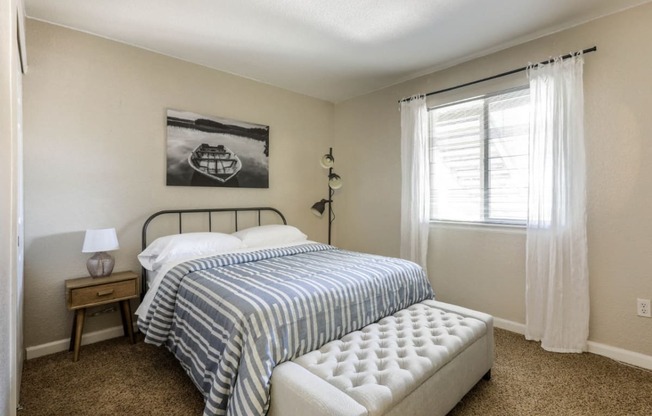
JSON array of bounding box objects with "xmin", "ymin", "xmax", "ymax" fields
[
  {"xmin": 525, "ymin": 54, "xmax": 589, "ymax": 352},
  {"xmin": 400, "ymin": 95, "xmax": 430, "ymax": 272}
]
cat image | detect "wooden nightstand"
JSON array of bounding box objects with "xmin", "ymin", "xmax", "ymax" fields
[{"xmin": 65, "ymin": 271, "xmax": 139, "ymax": 362}]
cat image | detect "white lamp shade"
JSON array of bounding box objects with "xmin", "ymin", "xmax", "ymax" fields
[
  {"xmin": 328, "ymin": 173, "xmax": 343, "ymax": 190},
  {"xmin": 82, "ymin": 228, "xmax": 119, "ymax": 253},
  {"xmin": 320, "ymin": 154, "xmax": 335, "ymax": 169}
]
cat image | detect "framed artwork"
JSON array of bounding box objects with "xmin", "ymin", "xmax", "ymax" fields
[{"xmin": 166, "ymin": 109, "xmax": 269, "ymax": 188}]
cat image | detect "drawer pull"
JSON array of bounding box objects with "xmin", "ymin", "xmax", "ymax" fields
[{"xmin": 97, "ymin": 289, "xmax": 114, "ymax": 297}]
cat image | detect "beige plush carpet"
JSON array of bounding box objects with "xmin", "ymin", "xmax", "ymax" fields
[{"xmin": 20, "ymin": 329, "xmax": 652, "ymax": 415}]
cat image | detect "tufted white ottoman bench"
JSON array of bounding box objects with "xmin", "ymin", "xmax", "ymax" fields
[{"xmin": 269, "ymin": 300, "xmax": 493, "ymax": 416}]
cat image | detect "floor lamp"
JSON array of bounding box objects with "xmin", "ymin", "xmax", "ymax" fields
[{"xmin": 311, "ymin": 148, "xmax": 342, "ymax": 245}]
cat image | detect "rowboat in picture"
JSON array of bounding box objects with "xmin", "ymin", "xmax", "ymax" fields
[{"xmin": 188, "ymin": 143, "xmax": 242, "ymax": 183}]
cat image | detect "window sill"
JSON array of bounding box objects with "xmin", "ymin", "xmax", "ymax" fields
[{"xmin": 429, "ymin": 220, "xmax": 525, "ymax": 234}]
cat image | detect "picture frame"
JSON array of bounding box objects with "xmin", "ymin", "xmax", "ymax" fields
[{"xmin": 166, "ymin": 109, "xmax": 269, "ymax": 188}]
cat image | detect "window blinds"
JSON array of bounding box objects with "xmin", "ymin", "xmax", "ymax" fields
[{"xmin": 428, "ymin": 87, "xmax": 529, "ymax": 224}]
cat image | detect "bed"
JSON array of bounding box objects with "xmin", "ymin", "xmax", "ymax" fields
[{"xmin": 136, "ymin": 207, "xmax": 492, "ymax": 416}]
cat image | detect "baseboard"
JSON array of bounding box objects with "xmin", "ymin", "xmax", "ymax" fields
[
  {"xmin": 493, "ymin": 317, "xmax": 652, "ymax": 371},
  {"xmin": 26, "ymin": 317, "xmax": 652, "ymax": 371},
  {"xmin": 25, "ymin": 323, "xmax": 137, "ymax": 360},
  {"xmin": 586, "ymin": 341, "xmax": 652, "ymax": 371},
  {"xmin": 493, "ymin": 317, "xmax": 526, "ymax": 334}
]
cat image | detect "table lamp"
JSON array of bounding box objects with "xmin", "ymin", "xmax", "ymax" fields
[{"xmin": 82, "ymin": 228, "xmax": 119, "ymax": 277}]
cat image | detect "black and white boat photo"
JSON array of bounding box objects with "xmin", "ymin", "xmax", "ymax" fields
[
  {"xmin": 188, "ymin": 143, "xmax": 242, "ymax": 184},
  {"xmin": 166, "ymin": 109, "xmax": 269, "ymax": 188}
]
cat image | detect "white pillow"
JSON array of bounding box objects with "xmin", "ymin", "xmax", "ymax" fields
[
  {"xmin": 138, "ymin": 232, "xmax": 244, "ymax": 271},
  {"xmin": 232, "ymin": 224, "xmax": 307, "ymax": 248}
]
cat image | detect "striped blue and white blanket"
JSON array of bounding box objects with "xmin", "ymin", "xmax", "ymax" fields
[{"xmin": 137, "ymin": 243, "xmax": 433, "ymax": 416}]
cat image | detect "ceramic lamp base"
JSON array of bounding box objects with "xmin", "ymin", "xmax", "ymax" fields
[{"xmin": 87, "ymin": 251, "xmax": 115, "ymax": 277}]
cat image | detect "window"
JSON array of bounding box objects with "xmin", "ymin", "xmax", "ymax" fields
[{"xmin": 428, "ymin": 87, "xmax": 529, "ymax": 225}]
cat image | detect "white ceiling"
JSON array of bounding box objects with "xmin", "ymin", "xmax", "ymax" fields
[{"xmin": 24, "ymin": 0, "xmax": 651, "ymax": 103}]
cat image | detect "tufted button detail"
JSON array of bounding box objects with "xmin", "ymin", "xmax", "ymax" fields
[{"xmin": 292, "ymin": 301, "xmax": 487, "ymax": 415}]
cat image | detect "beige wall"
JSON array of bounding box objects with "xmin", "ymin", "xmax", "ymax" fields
[
  {"xmin": 23, "ymin": 20, "xmax": 334, "ymax": 347},
  {"xmin": 333, "ymin": 4, "xmax": 652, "ymax": 356}
]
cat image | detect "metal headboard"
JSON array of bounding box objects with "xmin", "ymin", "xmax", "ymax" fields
[{"xmin": 140, "ymin": 207, "xmax": 287, "ymax": 296}]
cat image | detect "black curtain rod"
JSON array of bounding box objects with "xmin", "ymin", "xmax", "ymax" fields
[{"xmin": 400, "ymin": 46, "xmax": 597, "ymax": 103}]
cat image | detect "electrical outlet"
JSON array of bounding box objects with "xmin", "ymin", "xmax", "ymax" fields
[{"xmin": 637, "ymin": 298, "xmax": 651, "ymax": 317}]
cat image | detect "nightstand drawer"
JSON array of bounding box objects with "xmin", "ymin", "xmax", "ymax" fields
[{"xmin": 70, "ymin": 280, "xmax": 137, "ymax": 308}]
